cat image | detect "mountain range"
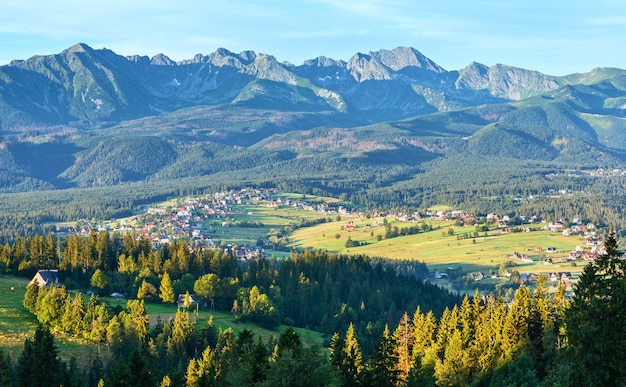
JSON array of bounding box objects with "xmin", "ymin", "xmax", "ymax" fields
[{"xmin": 0, "ymin": 43, "xmax": 625, "ymax": 203}]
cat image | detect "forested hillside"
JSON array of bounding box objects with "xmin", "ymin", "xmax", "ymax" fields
[
  {"xmin": 1, "ymin": 44, "xmax": 626, "ymax": 385},
  {"xmin": 2, "ymin": 230, "xmax": 625, "ymax": 385}
]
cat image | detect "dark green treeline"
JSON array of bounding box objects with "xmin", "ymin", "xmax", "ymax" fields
[{"xmin": 5, "ymin": 232, "xmax": 626, "ymax": 386}]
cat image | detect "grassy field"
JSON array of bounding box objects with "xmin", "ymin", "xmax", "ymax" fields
[
  {"xmin": 0, "ymin": 276, "xmax": 326, "ymax": 368},
  {"xmin": 0, "ymin": 275, "xmax": 38, "ymax": 358},
  {"xmin": 289, "ymin": 216, "xmax": 586, "ymax": 276},
  {"xmin": 0, "ymin": 275, "xmax": 100, "ymax": 364}
]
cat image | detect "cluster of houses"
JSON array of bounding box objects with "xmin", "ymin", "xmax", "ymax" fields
[{"xmin": 58, "ymin": 188, "xmax": 367, "ymax": 260}]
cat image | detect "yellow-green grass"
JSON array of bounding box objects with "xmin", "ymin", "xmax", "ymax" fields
[
  {"xmin": 0, "ymin": 276, "xmax": 323, "ymax": 369},
  {"xmin": 289, "ymin": 218, "xmax": 586, "ymax": 275},
  {"xmin": 0, "ymin": 276, "xmax": 38, "ymax": 358},
  {"xmin": 0, "ymin": 276, "xmax": 99, "ymax": 365},
  {"xmin": 233, "ymin": 204, "xmax": 331, "ymax": 225},
  {"xmin": 203, "ymin": 222, "xmax": 268, "ymax": 246},
  {"xmin": 203, "ymin": 204, "xmax": 331, "ymax": 246}
]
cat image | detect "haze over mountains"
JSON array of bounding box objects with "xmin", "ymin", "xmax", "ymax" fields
[{"xmin": 0, "ymin": 43, "xmax": 625, "ymax": 194}]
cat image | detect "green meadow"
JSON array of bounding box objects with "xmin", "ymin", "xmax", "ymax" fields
[
  {"xmin": 0, "ymin": 276, "xmax": 38, "ymax": 357},
  {"xmin": 289, "ymin": 216, "xmax": 585, "ymax": 275},
  {"xmin": 0, "ymin": 275, "xmax": 325, "ymax": 367}
]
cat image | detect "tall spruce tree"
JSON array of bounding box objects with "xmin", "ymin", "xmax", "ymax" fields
[
  {"xmin": 394, "ymin": 312, "xmax": 413, "ymax": 383},
  {"xmin": 362, "ymin": 325, "xmax": 399, "ymax": 386},
  {"xmin": 342, "ymin": 323, "xmax": 364, "ymax": 386},
  {"xmin": 0, "ymin": 348, "xmax": 11, "ymax": 387},
  {"xmin": 159, "ymin": 272, "xmax": 175, "ymax": 304},
  {"xmin": 565, "ymin": 231, "xmax": 626, "ymax": 385},
  {"xmin": 17, "ymin": 325, "xmax": 61, "ymax": 387}
]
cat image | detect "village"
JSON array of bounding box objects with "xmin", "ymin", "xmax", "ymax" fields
[{"xmin": 55, "ymin": 188, "xmax": 608, "ymax": 292}]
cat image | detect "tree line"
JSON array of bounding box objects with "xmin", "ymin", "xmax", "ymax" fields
[
  {"xmin": 4, "ymin": 231, "xmax": 626, "ymax": 385},
  {"xmin": 0, "ymin": 230, "xmax": 456, "ymax": 353}
]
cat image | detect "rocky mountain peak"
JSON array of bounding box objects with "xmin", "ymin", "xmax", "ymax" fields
[
  {"xmin": 347, "ymin": 51, "xmax": 392, "ymax": 82},
  {"xmin": 238, "ymin": 50, "xmax": 257, "ymax": 63},
  {"xmin": 63, "ymin": 42, "xmax": 93, "ymax": 55},
  {"xmin": 456, "ymin": 61, "xmax": 491, "ymax": 89},
  {"xmin": 245, "ymin": 53, "xmax": 296, "ymax": 84},
  {"xmin": 302, "ymin": 56, "xmax": 346, "ymax": 68},
  {"xmin": 373, "ymin": 46, "xmax": 446, "ymax": 73},
  {"xmin": 209, "ymin": 48, "xmax": 248, "ymax": 68},
  {"xmin": 150, "ymin": 53, "xmax": 175, "ymax": 66},
  {"xmin": 126, "ymin": 55, "xmax": 151, "ymax": 65}
]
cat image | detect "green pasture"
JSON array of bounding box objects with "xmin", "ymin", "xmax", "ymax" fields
[
  {"xmin": 289, "ymin": 217, "xmax": 587, "ymax": 275},
  {"xmin": 233, "ymin": 203, "xmax": 330, "ymax": 225},
  {"xmin": 202, "ymin": 220, "xmax": 268, "ymax": 246},
  {"xmin": 0, "ymin": 276, "xmax": 99, "ymax": 364},
  {"xmin": 202, "ymin": 202, "xmax": 330, "ymax": 246},
  {"xmin": 0, "ymin": 277, "xmax": 325, "ymax": 367},
  {"xmin": 0, "ymin": 276, "xmax": 37, "ymax": 357}
]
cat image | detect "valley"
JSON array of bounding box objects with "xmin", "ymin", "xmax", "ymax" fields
[
  {"xmin": 1, "ymin": 43, "xmax": 625, "ymax": 385},
  {"xmin": 67, "ymin": 188, "xmax": 591, "ymax": 294}
]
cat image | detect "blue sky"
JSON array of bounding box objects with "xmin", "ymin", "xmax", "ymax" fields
[{"xmin": 1, "ymin": 0, "xmax": 624, "ymax": 75}]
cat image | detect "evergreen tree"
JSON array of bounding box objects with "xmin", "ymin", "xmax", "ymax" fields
[
  {"xmin": 185, "ymin": 358, "xmax": 201, "ymax": 387},
  {"xmin": 262, "ymin": 344, "xmax": 338, "ymax": 387},
  {"xmin": 88, "ymin": 357, "xmax": 105, "ymax": 387},
  {"xmin": 106, "ymin": 358, "xmax": 132, "ymax": 386},
  {"xmin": 159, "ymin": 272, "xmax": 175, "ymax": 304},
  {"xmin": 362, "ymin": 325, "xmax": 399, "ymax": 386},
  {"xmin": 215, "ymin": 327, "xmax": 238, "ymax": 381},
  {"xmin": 61, "ymin": 292, "xmax": 85, "ymax": 335},
  {"xmin": 434, "ymin": 329, "xmax": 469, "ymax": 386},
  {"xmin": 128, "ymin": 347, "xmax": 157, "ymax": 387},
  {"xmin": 472, "ymin": 293, "xmax": 506, "ymax": 382},
  {"xmin": 329, "ymin": 331, "xmax": 345, "ymax": 372},
  {"xmin": 394, "ymin": 311, "xmax": 413, "ymax": 383},
  {"xmin": 566, "ymin": 231, "xmax": 626, "ymax": 385},
  {"xmin": 160, "ymin": 374, "xmax": 172, "ymax": 387},
  {"xmin": 183, "ymin": 291, "xmax": 192, "ymax": 309},
  {"xmin": 0, "ymin": 348, "xmax": 11, "ymax": 387},
  {"xmin": 489, "ymin": 352, "xmax": 539, "ymax": 387},
  {"xmin": 407, "ymin": 309, "xmax": 437, "ymax": 387},
  {"xmin": 124, "ymin": 299, "xmax": 149, "ymax": 342},
  {"xmin": 62, "ymin": 356, "xmax": 85, "ymax": 387},
  {"xmin": 196, "ymin": 345, "xmax": 218, "ymax": 386},
  {"xmin": 501, "ymin": 286, "xmax": 532, "ymax": 362},
  {"xmin": 169, "ymin": 309, "xmax": 195, "ymax": 357},
  {"xmin": 341, "ymin": 323, "xmax": 363, "ymax": 386},
  {"xmin": 17, "ymin": 325, "xmax": 61, "ymax": 387},
  {"xmin": 106, "ymin": 315, "xmax": 123, "ymax": 348},
  {"xmin": 277, "ymin": 327, "xmax": 302, "ymax": 357},
  {"xmin": 250, "ymin": 337, "xmax": 269, "ymax": 384}
]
